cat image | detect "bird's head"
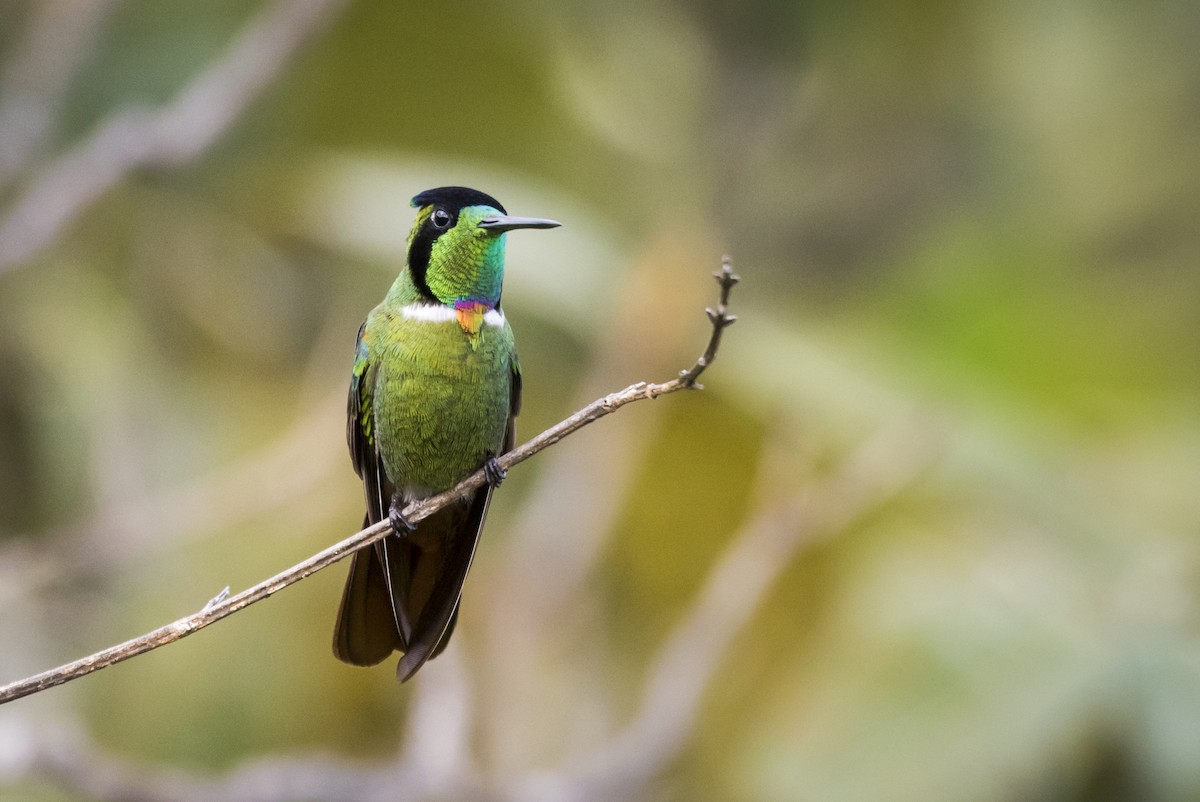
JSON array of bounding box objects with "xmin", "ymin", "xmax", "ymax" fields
[{"xmin": 405, "ymin": 187, "xmax": 559, "ymax": 322}]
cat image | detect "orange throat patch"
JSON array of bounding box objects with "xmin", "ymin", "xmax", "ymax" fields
[{"xmin": 454, "ymin": 301, "xmax": 490, "ymax": 337}]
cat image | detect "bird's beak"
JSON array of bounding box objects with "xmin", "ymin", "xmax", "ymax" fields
[{"xmin": 477, "ymin": 215, "xmax": 561, "ymax": 233}]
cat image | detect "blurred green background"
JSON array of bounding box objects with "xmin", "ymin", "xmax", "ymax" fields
[{"xmin": 1, "ymin": 0, "xmax": 1199, "ymax": 799}]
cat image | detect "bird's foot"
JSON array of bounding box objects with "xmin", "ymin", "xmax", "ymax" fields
[
  {"xmin": 484, "ymin": 456, "xmax": 507, "ymax": 487},
  {"xmin": 388, "ymin": 501, "xmax": 416, "ymax": 537}
]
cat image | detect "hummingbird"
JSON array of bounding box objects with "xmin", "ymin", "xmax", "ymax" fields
[{"xmin": 333, "ymin": 186, "xmax": 560, "ymax": 681}]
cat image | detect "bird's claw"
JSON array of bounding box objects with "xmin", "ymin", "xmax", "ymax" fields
[
  {"xmin": 389, "ymin": 502, "xmax": 416, "ymax": 537},
  {"xmin": 484, "ymin": 456, "xmax": 507, "ymax": 487}
]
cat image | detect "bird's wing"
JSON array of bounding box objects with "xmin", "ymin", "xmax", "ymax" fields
[
  {"xmin": 394, "ymin": 353, "xmax": 523, "ymax": 681},
  {"xmin": 507, "ymin": 351, "xmax": 522, "ymax": 447},
  {"xmin": 333, "ymin": 321, "xmax": 405, "ymax": 665},
  {"xmin": 346, "ymin": 321, "xmax": 388, "ymax": 519}
]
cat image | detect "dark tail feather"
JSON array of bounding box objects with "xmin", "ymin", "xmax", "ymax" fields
[
  {"xmin": 430, "ymin": 606, "xmax": 459, "ymax": 660},
  {"xmin": 395, "ymin": 487, "xmax": 491, "ymax": 681},
  {"xmin": 332, "ymin": 517, "xmax": 404, "ymax": 666},
  {"xmin": 334, "ymin": 487, "xmax": 491, "ymax": 679}
]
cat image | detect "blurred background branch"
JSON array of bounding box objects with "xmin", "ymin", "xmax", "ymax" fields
[
  {"xmin": 510, "ymin": 417, "xmax": 940, "ymax": 801},
  {"xmin": 1, "ymin": 714, "xmax": 433, "ymax": 802},
  {"xmin": 0, "ymin": 0, "xmax": 347, "ymax": 272},
  {"xmin": 1, "ymin": 0, "xmax": 1198, "ymax": 800},
  {"xmin": 0, "ymin": 0, "xmax": 119, "ymax": 187}
]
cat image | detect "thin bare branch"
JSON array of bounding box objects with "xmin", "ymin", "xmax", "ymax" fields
[
  {"xmin": 0, "ymin": 260, "xmax": 738, "ymax": 705},
  {"xmin": 0, "ymin": 0, "xmax": 349, "ymax": 273}
]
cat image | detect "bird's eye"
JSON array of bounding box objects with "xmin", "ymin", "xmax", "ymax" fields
[{"xmin": 431, "ymin": 209, "xmax": 452, "ymax": 229}]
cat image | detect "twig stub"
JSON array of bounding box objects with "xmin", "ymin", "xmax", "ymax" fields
[{"xmin": 678, "ymin": 257, "xmax": 739, "ymax": 389}]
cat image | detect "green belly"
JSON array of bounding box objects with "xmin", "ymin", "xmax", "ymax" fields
[{"xmin": 371, "ymin": 316, "xmax": 513, "ymax": 495}]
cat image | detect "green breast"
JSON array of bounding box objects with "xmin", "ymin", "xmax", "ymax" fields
[{"xmin": 367, "ymin": 304, "xmax": 515, "ymax": 496}]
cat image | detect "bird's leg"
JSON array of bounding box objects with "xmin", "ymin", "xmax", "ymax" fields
[
  {"xmin": 388, "ymin": 494, "xmax": 416, "ymax": 537},
  {"xmin": 484, "ymin": 454, "xmax": 507, "ymax": 487}
]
